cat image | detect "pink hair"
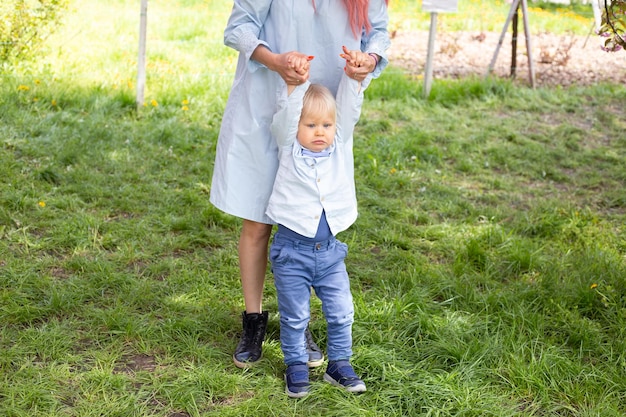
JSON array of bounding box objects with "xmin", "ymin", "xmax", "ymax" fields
[{"xmin": 313, "ymin": 0, "xmax": 389, "ymax": 38}]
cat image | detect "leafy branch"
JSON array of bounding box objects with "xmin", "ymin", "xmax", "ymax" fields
[{"xmin": 599, "ymin": 0, "xmax": 626, "ymax": 52}]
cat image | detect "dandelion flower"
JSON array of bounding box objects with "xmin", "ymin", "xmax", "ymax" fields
[
  {"xmin": 390, "ymin": 168, "xmax": 397, "ymax": 174},
  {"xmin": 18, "ymin": 85, "xmax": 30, "ymax": 91},
  {"xmin": 182, "ymin": 105, "xmax": 189, "ymax": 111},
  {"xmin": 51, "ymin": 99, "xmax": 57, "ymax": 106},
  {"xmin": 182, "ymin": 99, "xmax": 189, "ymax": 105},
  {"xmin": 590, "ymin": 283, "xmax": 598, "ymax": 289},
  {"xmin": 38, "ymin": 201, "xmax": 46, "ymax": 208},
  {"xmin": 151, "ymin": 99, "xmax": 158, "ymax": 107}
]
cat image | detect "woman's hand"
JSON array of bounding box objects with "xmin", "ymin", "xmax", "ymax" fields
[
  {"xmin": 251, "ymin": 46, "xmax": 313, "ymax": 86},
  {"xmin": 273, "ymin": 51, "xmax": 314, "ymax": 86},
  {"xmin": 341, "ymin": 45, "xmax": 377, "ymax": 82}
]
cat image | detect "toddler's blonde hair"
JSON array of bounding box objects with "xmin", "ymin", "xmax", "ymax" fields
[{"xmin": 302, "ymin": 84, "xmax": 336, "ymax": 120}]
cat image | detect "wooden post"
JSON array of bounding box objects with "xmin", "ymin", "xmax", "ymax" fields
[
  {"xmin": 423, "ymin": 12, "xmax": 438, "ymax": 98},
  {"xmin": 421, "ymin": 0, "xmax": 458, "ymax": 97},
  {"xmin": 487, "ymin": 0, "xmax": 520, "ymax": 77},
  {"xmin": 136, "ymin": 0, "xmax": 148, "ymax": 110},
  {"xmin": 520, "ymin": 0, "xmax": 536, "ymax": 87},
  {"xmin": 511, "ymin": 3, "xmax": 519, "ymax": 77},
  {"xmin": 487, "ymin": 0, "xmax": 535, "ymax": 88}
]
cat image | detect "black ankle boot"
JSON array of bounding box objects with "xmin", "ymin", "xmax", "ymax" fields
[{"xmin": 233, "ymin": 311, "xmax": 268, "ymax": 368}]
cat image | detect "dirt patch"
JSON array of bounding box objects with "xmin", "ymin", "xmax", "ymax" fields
[
  {"xmin": 388, "ymin": 30, "xmax": 626, "ymax": 87},
  {"xmin": 114, "ymin": 353, "xmax": 157, "ymax": 374}
]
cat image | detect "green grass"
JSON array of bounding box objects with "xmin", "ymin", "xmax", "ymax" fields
[{"xmin": 2, "ymin": 0, "xmax": 626, "ymax": 416}]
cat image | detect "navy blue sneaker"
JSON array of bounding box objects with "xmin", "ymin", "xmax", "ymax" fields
[
  {"xmin": 323, "ymin": 360, "xmax": 366, "ymax": 393},
  {"xmin": 285, "ymin": 363, "xmax": 310, "ymax": 398},
  {"xmin": 305, "ymin": 327, "xmax": 324, "ymax": 367}
]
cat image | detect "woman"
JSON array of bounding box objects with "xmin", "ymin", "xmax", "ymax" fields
[{"xmin": 210, "ymin": 0, "xmax": 390, "ymax": 368}]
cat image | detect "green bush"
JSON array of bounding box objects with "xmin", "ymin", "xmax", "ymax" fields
[{"xmin": 0, "ymin": 0, "xmax": 69, "ymax": 62}]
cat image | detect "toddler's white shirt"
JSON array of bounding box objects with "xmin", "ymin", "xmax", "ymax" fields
[{"xmin": 266, "ymin": 75, "xmax": 369, "ymax": 238}]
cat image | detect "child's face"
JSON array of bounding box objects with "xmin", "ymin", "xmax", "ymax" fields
[{"xmin": 297, "ymin": 110, "xmax": 336, "ymax": 153}]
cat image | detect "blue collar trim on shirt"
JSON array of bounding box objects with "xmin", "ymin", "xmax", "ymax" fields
[{"xmin": 301, "ymin": 147, "xmax": 332, "ymax": 158}]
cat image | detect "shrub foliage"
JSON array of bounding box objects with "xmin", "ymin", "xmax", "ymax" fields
[{"xmin": 0, "ymin": 0, "xmax": 69, "ymax": 62}]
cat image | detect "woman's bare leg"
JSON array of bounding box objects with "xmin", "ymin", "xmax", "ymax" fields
[
  {"xmin": 239, "ymin": 219, "xmax": 273, "ymax": 313},
  {"xmin": 232, "ymin": 220, "xmax": 273, "ymax": 367}
]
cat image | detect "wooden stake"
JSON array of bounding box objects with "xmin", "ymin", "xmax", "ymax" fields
[
  {"xmin": 423, "ymin": 12, "xmax": 438, "ymax": 97},
  {"xmin": 511, "ymin": 3, "xmax": 519, "ymax": 77},
  {"xmin": 520, "ymin": 0, "xmax": 536, "ymax": 87},
  {"xmin": 136, "ymin": 0, "xmax": 148, "ymax": 110},
  {"xmin": 487, "ymin": 0, "xmax": 535, "ymax": 88}
]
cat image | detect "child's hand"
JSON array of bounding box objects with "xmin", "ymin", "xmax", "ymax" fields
[
  {"xmin": 340, "ymin": 45, "xmax": 368, "ymax": 67},
  {"xmin": 341, "ymin": 45, "xmax": 376, "ymax": 82}
]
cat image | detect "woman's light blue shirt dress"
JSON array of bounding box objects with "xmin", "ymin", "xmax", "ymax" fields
[{"xmin": 210, "ymin": 0, "xmax": 390, "ymax": 224}]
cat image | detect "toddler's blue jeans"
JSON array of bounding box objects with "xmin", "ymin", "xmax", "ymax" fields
[{"xmin": 270, "ymin": 232, "xmax": 354, "ymax": 365}]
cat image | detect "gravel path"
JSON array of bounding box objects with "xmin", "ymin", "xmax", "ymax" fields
[{"xmin": 388, "ymin": 29, "xmax": 626, "ymax": 87}]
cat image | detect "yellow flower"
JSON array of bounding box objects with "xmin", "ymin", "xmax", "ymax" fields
[
  {"xmin": 389, "ymin": 168, "xmax": 397, "ymax": 174},
  {"xmin": 51, "ymin": 99, "xmax": 57, "ymax": 106},
  {"xmin": 182, "ymin": 105, "xmax": 189, "ymax": 111},
  {"xmin": 590, "ymin": 283, "xmax": 598, "ymax": 289},
  {"xmin": 151, "ymin": 99, "xmax": 158, "ymax": 107},
  {"xmin": 38, "ymin": 201, "xmax": 46, "ymax": 208},
  {"xmin": 18, "ymin": 85, "xmax": 30, "ymax": 91},
  {"xmin": 182, "ymin": 99, "xmax": 189, "ymax": 105},
  {"xmin": 35, "ymin": 79, "xmax": 41, "ymax": 85}
]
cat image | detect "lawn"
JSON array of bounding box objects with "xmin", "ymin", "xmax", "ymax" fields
[{"xmin": 1, "ymin": 1, "xmax": 625, "ymax": 416}]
